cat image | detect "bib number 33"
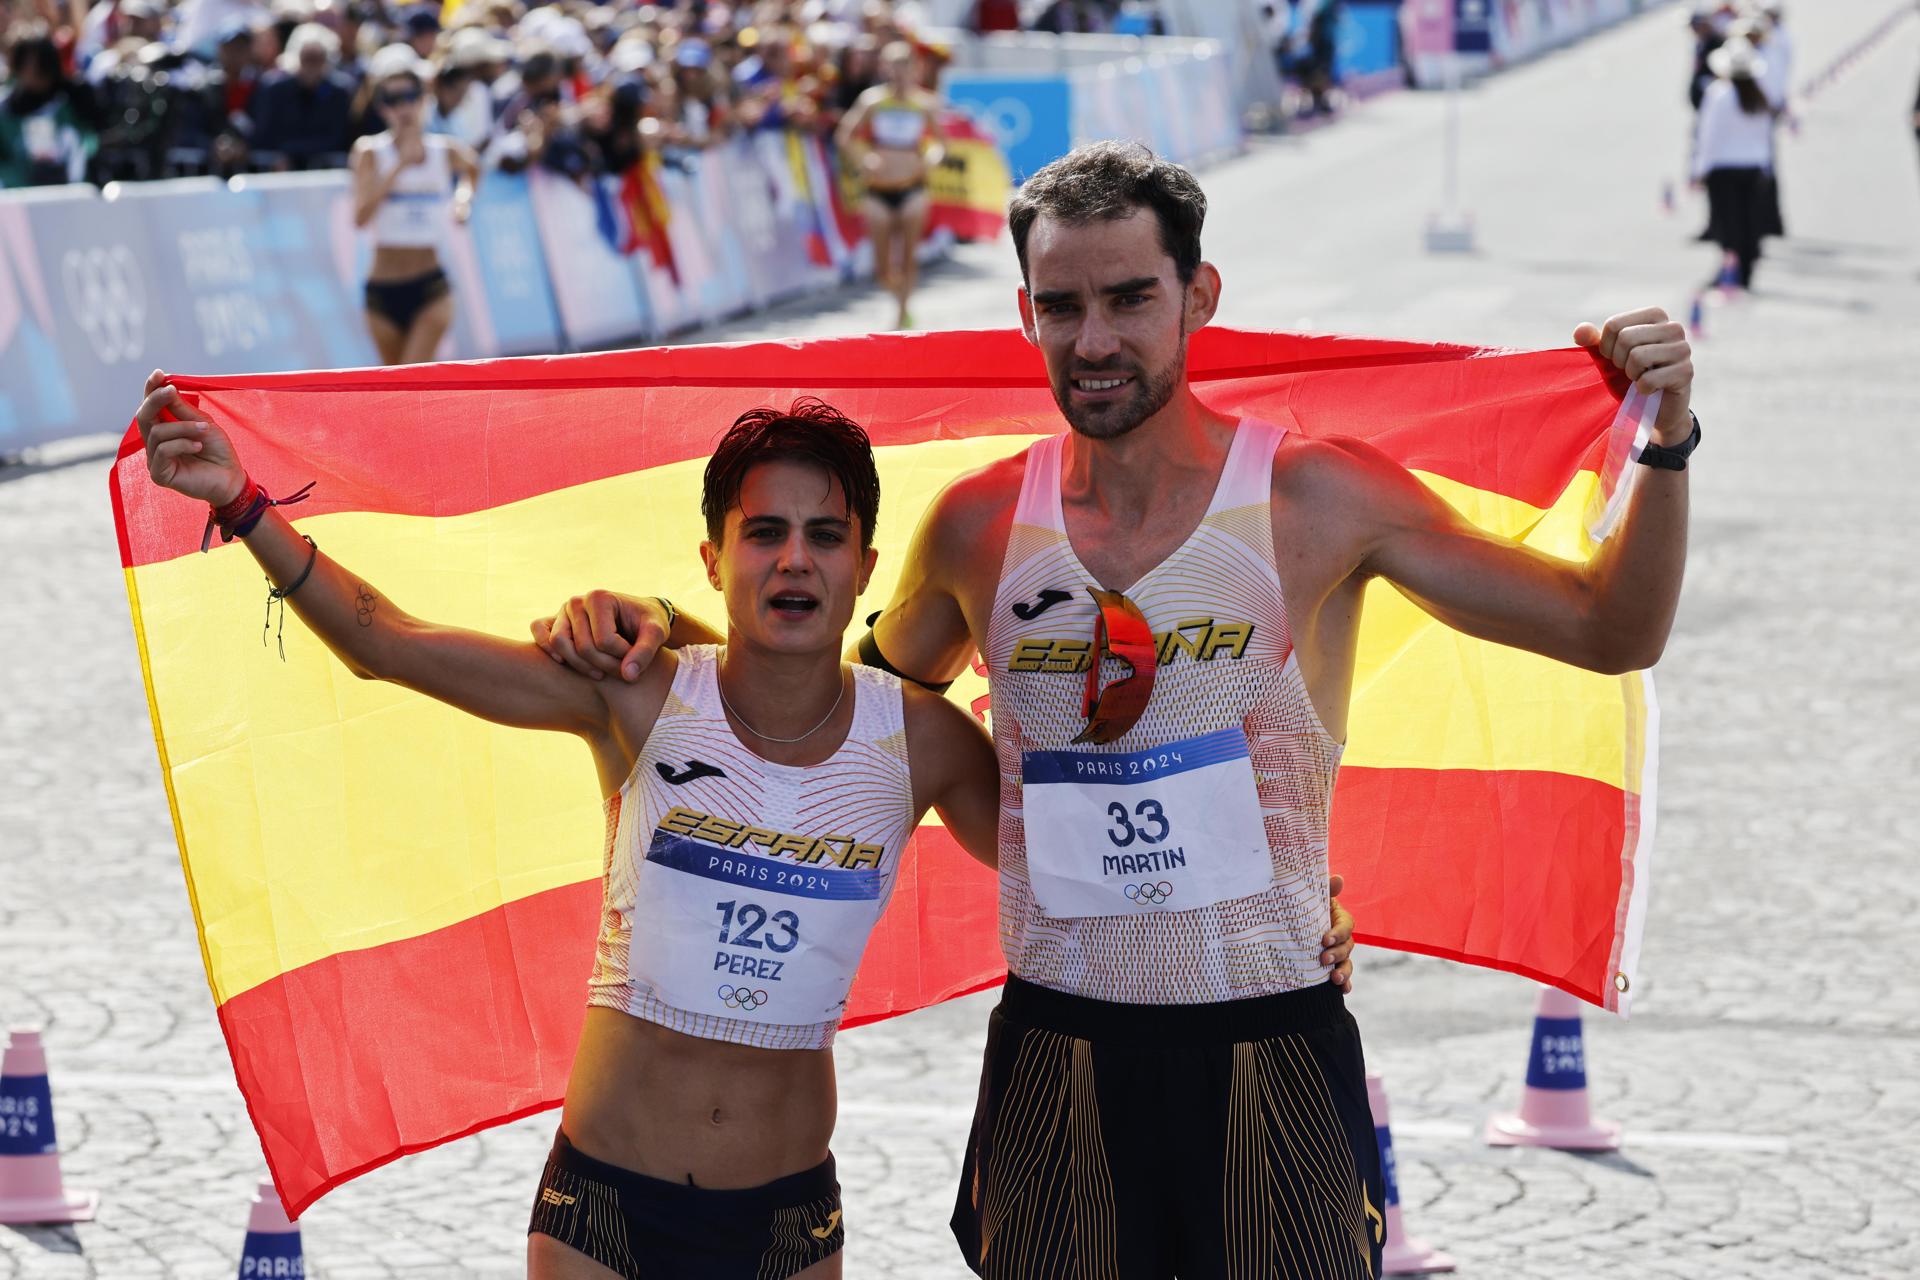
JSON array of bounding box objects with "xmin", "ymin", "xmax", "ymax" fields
[
  {"xmin": 1105, "ymin": 799, "xmax": 1170, "ymax": 847},
  {"xmin": 1021, "ymin": 727, "xmax": 1274, "ymax": 918}
]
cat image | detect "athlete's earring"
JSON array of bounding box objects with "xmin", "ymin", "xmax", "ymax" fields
[{"xmin": 1074, "ymin": 588, "xmax": 1156, "ymax": 745}]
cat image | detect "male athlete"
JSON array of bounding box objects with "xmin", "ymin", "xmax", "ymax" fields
[{"xmin": 532, "ymin": 142, "xmax": 1696, "ymax": 1278}]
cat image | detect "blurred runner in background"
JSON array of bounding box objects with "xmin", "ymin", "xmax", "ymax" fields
[
  {"xmin": 835, "ymin": 39, "xmax": 943, "ymax": 330},
  {"xmin": 351, "ymin": 43, "xmax": 478, "ymax": 363}
]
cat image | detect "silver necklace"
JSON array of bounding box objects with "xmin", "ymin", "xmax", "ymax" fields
[{"xmin": 715, "ymin": 653, "xmax": 847, "ymax": 744}]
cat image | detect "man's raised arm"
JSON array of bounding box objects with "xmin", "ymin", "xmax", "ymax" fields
[{"xmin": 1325, "ymin": 308, "xmax": 1693, "ymax": 675}]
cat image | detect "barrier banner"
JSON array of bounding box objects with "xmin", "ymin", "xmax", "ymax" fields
[
  {"xmin": 1339, "ymin": 1, "xmax": 1405, "ymax": 82},
  {"xmin": 722, "ymin": 137, "xmax": 821, "ymax": 305},
  {"xmin": 526, "ymin": 166, "xmax": 653, "ymax": 349},
  {"xmin": 113, "ymin": 182, "xmax": 275, "ymax": 372},
  {"xmin": 944, "ymin": 74, "xmax": 1074, "ymax": 182},
  {"xmin": 464, "ymin": 171, "xmax": 563, "ymax": 358},
  {"xmin": 4, "ymin": 187, "xmax": 169, "ymax": 450},
  {"xmin": 747, "ymin": 131, "xmax": 843, "ymax": 300},
  {"xmin": 693, "ymin": 147, "xmax": 759, "ymax": 322},
  {"xmin": 0, "ymin": 192, "xmax": 113, "ymax": 448},
  {"xmin": 244, "ymin": 175, "xmax": 382, "ymax": 370}
]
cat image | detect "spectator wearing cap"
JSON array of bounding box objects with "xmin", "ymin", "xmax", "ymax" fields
[
  {"xmin": 402, "ymin": 6, "xmax": 440, "ymax": 59},
  {"xmin": 250, "ymin": 20, "xmax": 353, "ymax": 167},
  {"xmin": 429, "ymin": 28, "xmax": 507, "ymax": 153},
  {"xmin": 180, "ymin": 17, "xmax": 262, "ymax": 174},
  {"xmin": 1, "ymin": 27, "xmax": 100, "ymax": 186},
  {"xmin": 667, "ymin": 36, "xmax": 729, "ymax": 147},
  {"xmin": 172, "ymin": 0, "xmax": 266, "ymax": 58},
  {"xmin": 309, "ymin": 0, "xmax": 370, "ymax": 84}
]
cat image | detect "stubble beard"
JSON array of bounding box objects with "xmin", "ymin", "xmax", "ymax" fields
[{"xmin": 1053, "ymin": 338, "xmax": 1186, "ymax": 442}]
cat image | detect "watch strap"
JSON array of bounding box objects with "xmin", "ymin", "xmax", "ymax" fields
[{"xmin": 1636, "ymin": 412, "xmax": 1701, "ymax": 471}]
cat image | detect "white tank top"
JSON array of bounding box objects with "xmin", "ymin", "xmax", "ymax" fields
[
  {"xmin": 369, "ymin": 133, "xmax": 453, "ymax": 249},
  {"xmin": 982, "ymin": 420, "xmax": 1341, "ymax": 1004},
  {"xmin": 867, "ymin": 98, "xmax": 930, "ymax": 150},
  {"xmin": 587, "ymin": 646, "xmax": 916, "ymax": 1050}
]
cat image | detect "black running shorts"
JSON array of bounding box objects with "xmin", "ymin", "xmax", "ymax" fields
[
  {"xmin": 951, "ymin": 976, "xmax": 1385, "ymax": 1279},
  {"xmin": 529, "ymin": 1130, "xmax": 844, "ymax": 1279}
]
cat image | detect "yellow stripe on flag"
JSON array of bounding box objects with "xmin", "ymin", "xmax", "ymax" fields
[
  {"xmin": 1343, "ymin": 470, "xmax": 1637, "ymax": 786},
  {"xmin": 139, "ymin": 436, "xmax": 1616, "ymax": 1004}
]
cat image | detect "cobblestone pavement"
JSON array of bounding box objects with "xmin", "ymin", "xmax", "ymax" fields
[{"xmin": 5, "ymin": 3, "xmax": 1919, "ymax": 1276}]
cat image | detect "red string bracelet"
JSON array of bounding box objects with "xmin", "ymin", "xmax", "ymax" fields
[{"xmin": 200, "ymin": 477, "xmax": 317, "ymax": 553}]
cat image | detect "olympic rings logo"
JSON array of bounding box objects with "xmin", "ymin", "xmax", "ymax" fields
[
  {"xmin": 1124, "ymin": 881, "xmax": 1174, "ymax": 905},
  {"xmin": 718, "ymin": 985, "xmax": 770, "ymax": 1011},
  {"xmin": 60, "ymin": 244, "xmax": 146, "ymax": 365}
]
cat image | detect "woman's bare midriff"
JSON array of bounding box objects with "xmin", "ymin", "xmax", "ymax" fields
[
  {"xmin": 366, "ymin": 244, "xmax": 441, "ymax": 283},
  {"xmin": 560, "ymin": 1005, "xmax": 836, "ymax": 1189},
  {"xmin": 864, "ymin": 149, "xmax": 926, "ymax": 193}
]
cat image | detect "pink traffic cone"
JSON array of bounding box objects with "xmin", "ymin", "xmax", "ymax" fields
[
  {"xmin": 0, "ymin": 1028, "xmax": 98, "ymax": 1224},
  {"xmin": 237, "ymin": 1179, "xmax": 304, "ymax": 1278},
  {"xmin": 1366, "ymin": 1074, "xmax": 1455, "ymax": 1275},
  {"xmin": 1485, "ymin": 987, "xmax": 1622, "ymax": 1150}
]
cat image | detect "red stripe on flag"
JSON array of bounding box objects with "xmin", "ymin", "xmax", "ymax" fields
[
  {"xmin": 1333, "ymin": 766, "xmax": 1633, "ymax": 1007},
  {"xmin": 111, "ymin": 330, "xmax": 1625, "ymax": 568},
  {"xmin": 216, "ymin": 829, "xmax": 999, "ymax": 1218}
]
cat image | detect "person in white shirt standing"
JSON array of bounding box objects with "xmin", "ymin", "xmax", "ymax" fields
[
  {"xmin": 1692, "ymin": 37, "xmax": 1774, "ymax": 291},
  {"xmin": 351, "ymin": 43, "xmax": 480, "ymax": 364}
]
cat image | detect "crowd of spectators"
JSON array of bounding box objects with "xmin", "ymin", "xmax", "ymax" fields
[{"xmin": 0, "ymin": 0, "xmax": 1004, "ymax": 188}]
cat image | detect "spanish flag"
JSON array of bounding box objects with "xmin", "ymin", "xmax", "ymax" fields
[{"xmin": 110, "ymin": 328, "xmax": 1657, "ymax": 1217}]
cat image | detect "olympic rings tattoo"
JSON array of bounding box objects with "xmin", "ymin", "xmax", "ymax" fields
[
  {"xmin": 718, "ymin": 984, "xmax": 770, "ymax": 1011},
  {"xmin": 1124, "ymin": 881, "xmax": 1175, "ymax": 905}
]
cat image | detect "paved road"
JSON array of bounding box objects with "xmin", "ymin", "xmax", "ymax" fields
[{"xmin": 5, "ymin": 3, "xmax": 1919, "ymax": 1276}]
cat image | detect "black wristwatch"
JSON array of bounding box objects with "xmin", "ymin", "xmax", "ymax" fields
[{"xmin": 1636, "ymin": 412, "xmax": 1701, "ymax": 471}]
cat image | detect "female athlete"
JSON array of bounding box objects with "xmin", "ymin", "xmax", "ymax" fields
[
  {"xmin": 350, "ymin": 45, "xmax": 479, "ymax": 365},
  {"xmin": 835, "ymin": 41, "xmax": 946, "ymax": 331}
]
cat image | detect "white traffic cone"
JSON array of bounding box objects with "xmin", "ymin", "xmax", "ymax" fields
[
  {"xmin": 0, "ymin": 1028, "xmax": 98, "ymax": 1224},
  {"xmin": 1485, "ymin": 987, "xmax": 1622, "ymax": 1150},
  {"xmin": 1366, "ymin": 1073, "xmax": 1455, "ymax": 1275}
]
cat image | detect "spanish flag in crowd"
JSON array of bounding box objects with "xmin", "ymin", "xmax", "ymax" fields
[
  {"xmin": 616, "ymin": 152, "xmax": 678, "ymax": 283},
  {"xmin": 110, "ymin": 328, "xmax": 1657, "ymax": 1217}
]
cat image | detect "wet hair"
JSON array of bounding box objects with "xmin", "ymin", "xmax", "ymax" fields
[
  {"xmin": 1008, "ymin": 140, "xmax": 1207, "ymax": 287},
  {"xmin": 702, "ymin": 399, "xmax": 882, "ymax": 550}
]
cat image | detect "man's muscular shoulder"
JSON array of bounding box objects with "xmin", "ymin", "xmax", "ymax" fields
[
  {"xmin": 1273, "ymin": 434, "xmax": 1431, "ymax": 532},
  {"xmin": 1270, "ymin": 433, "xmax": 1430, "ymax": 586},
  {"xmin": 916, "ymin": 449, "xmax": 1027, "ymax": 578}
]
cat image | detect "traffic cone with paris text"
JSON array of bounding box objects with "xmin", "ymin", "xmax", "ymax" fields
[
  {"xmin": 0, "ymin": 1028, "xmax": 97, "ymax": 1224},
  {"xmin": 1485, "ymin": 986, "xmax": 1622, "ymax": 1150},
  {"xmin": 237, "ymin": 1179, "xmax": 305, "ymax": 1278},
  {"xmin": 1366, "ymin": 1073, "xmax": 1455, "ymax": 1275}
]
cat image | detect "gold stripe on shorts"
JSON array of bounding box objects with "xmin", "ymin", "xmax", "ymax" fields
[
  {"xmin": 978, "ymin": 1028, "xmax": 1117, "ymax": 1279},
  {"xmin": 533, "ymin": 1160, "xmax": 642, "ymax": 1276},
  {"xmin": 757, "ymin": 1191, "xmax": 843, "ymax": 1280},
  {"xmin": 1225, "ymin": 1038, "xmax": 1375, "ymax": 1280}
]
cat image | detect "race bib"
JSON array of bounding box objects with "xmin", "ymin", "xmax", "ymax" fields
[
  {"xmin": 1021, "ymin": 727, "xmax": 1274, "ymax": 918},
  {"xmin": 632, "ymin": 820, "xmax": 890, "ymax": 1026}
]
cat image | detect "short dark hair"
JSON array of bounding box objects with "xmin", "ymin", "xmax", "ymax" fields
[
  {"xmin": 702, "ymin": 399, "xmax": 882, "ymax": 550},
  {"xmin": 1008, "ymin": 141, "xmax": 1207, "ymax": 287}
]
